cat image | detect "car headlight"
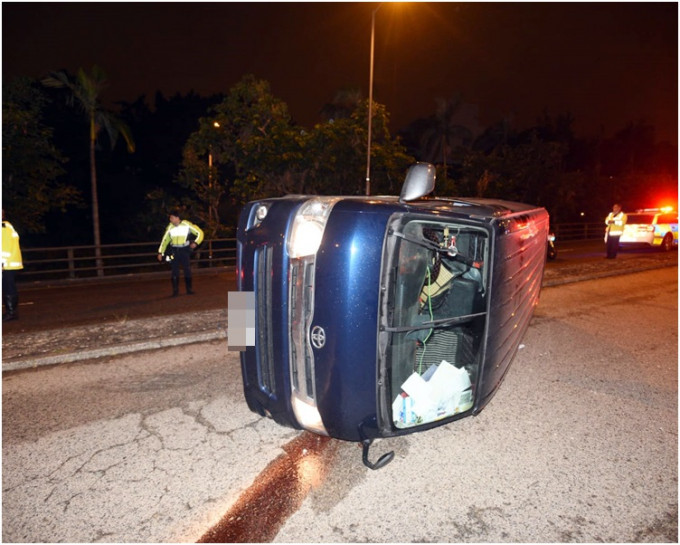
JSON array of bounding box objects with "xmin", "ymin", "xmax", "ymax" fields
[
  {"xmin": 287, "ymin": 198, "xmax": 340, "ymax": 258},
  {"xmin": 291, "ymin": 393, "xmax": 328, "ymax": 435}
]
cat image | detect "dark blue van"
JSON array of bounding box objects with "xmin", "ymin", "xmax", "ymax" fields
[{"xmin": 235, "ymin": 163, "xmax": 549, "ymax": 468}]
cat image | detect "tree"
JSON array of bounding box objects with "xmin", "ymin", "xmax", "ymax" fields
[
  {"xmin": 115, "ymin": 91, "xmax": 224, "ymax": 240},
  {"xmin": 459, "ymin": 128, "xmax": 570, "ymax": 219},
  {"xmin": 420, "ymin": 95, "xmax": 474, "ymax": 180},
  {"xmin": 177, "ymin": 75, "xmax": 303, "ymax": 237},
  {"xmin": 314, "ymin": 99, "xmax": 413, "ymax": 196},
  {"xmin": 178, "ymin": 77, "xmax": 413, "ymax": 228},
  {"xmin": 302, "ymin": 97, "xmax": 414, "ymax": 196},
  {"xmin": 2, "ymin": 77, "xmax": 81, "ymax": 234},
  {"xmin": 319, "ymin": 87, "xmax": 363, "ymax": 122},
  {"xmin": 42, "ymin": 66, "xmax": 135, "ymax": 275}
]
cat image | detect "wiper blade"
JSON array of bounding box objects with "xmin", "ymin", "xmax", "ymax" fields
[{"xmin": 383, "ymin": 311, "xmax": 486, "ymax": 333}]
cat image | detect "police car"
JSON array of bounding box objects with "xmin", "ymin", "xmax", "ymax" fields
[{"xmin": 619, "ymin": 207, "xmax": 678, "ymax": 251}]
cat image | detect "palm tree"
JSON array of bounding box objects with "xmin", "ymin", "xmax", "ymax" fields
[{"xmin": 42, "ymin": 66, "xmax": 134, "ymax": 276}]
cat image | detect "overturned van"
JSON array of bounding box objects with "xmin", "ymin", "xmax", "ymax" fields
[{"xmin": 235, "ymin": 163, "xmax": 549, "ymax": 468}]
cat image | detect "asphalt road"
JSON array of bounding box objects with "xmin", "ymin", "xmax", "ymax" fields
[
  {"xmin": 2, "ymin": 267, "xmax": 677, "ymax": 542},
  {"xmin": 4, "ymin": 268, "xmax": 236, "ymax": 333}
]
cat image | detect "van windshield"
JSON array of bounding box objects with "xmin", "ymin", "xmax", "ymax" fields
[{"xmin": 383, "ymin": 219, "xmax": 489, "ymax": 429}]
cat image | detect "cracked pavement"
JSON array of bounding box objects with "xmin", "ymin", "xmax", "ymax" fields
[{"xmin": 2, "ymin": 342, "xmax": 300, "ymax": 542}]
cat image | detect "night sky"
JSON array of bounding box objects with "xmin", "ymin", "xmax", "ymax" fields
[{"xmin": 3, "ymin": 2, "xmax": 678, "ymax": 144}]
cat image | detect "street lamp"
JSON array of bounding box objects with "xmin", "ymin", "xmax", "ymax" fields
[
  {"xmin": 207, "ymin": 121, "xmax": 221, "ymax": 253},
  {"xmin": 208, "ymin": 121, "xmax": 220, "ymax": 171},
  {"xmin": 365, "ymin": 4, "xmax": 382, "ymax": 196}
]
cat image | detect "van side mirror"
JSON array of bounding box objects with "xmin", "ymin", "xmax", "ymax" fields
[{"xmin": 399, "ymin": 163, "xmax": 436, "ymax": 203}]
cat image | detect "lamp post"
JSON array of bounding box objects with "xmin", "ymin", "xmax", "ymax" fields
[
  {"xmin": 207, "ymin": 121, "xmax": 220, "ymax": 257},
  {"xmin": 365, "ymin": 4, "xmax": 382, "ymax": 196},
  {"xmin": 208, "ymin": 121, "xmax": 220, "ymax": 174}
]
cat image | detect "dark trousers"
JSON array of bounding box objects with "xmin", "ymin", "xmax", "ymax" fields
[
  {"xmin": 170, "ymin": 246, "xmax": 193, "ymax": 294},
  {"xmin": 2, "ymin": 269, "xmax": 19, "ymax": 319},
  {"xmin": 2, "ymin": 269, "xmax": 17, "ymax": 298},
  {"xmin": 170, "ymin": 246, "xmax": 192, "ymax": 280},
  {"xmin": 606, "ymin": 235, "xmax": 621, "ymax": 258}
]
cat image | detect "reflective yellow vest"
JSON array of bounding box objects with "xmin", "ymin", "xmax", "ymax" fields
[
  {"xmin": 2, "ymin": 221, "xmax": 23, "ymax": 270},
  {"xmin": 605, "ymin": 211, "xmax": 627, "ymax": 236},
  {"xmin": 158, "ymin": 220, "xmax": 204, "ymax": 254}
]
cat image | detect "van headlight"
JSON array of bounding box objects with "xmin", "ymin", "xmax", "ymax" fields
[
  {"xmin": 291, "ymin": 393, "xmax": 328, "ymax": 435},
  {"xmin": 287, "ymin": 198, "xmax": 340, "ymax": 258}
]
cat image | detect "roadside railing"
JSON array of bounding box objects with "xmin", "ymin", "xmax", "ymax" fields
[
  {"xmin": 552, "ymin": 222, "xmax": 604, "ymax": 241},
  {"xmin": 16, "ymin": 223, "xmax": 606, "ymax": 284},
  {"xmin": 18, "ymin": 238, "xmax": 237, "ymax": 283}
]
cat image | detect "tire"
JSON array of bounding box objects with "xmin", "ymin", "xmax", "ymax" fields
[{"xmin": 661, "ymin": 233, "xmax": 674, "ymax": 252}]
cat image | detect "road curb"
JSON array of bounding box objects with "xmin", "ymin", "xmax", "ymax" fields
[
  {"xmin": 3, "ymin": 329, "xmax": 227, "ymax": 372},
  {"xmin": 542, "ymin": 260, "xmax": 677, "ymax": 287}
]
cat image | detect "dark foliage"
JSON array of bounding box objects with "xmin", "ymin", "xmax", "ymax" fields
[{"xmin": 6, "ymin": 76, "xmax": 677, "ymax": 246}]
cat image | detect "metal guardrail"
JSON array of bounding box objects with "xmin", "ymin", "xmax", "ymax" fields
[
  {"xmin": 18, "ymin": 238, "xmax": 237, "ymax": 282},
  {"xmin": 16, "ymin": 223, "xmax": 605, "ymax": 283},
  {"xmin": 552, "ymin": 222, "xmax": 604, "ymax": 241}
]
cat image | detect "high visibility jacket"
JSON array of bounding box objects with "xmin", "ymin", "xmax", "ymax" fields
[
  {"xmin": 605, "ymin": 211, "xmax": 627, "ymax": 236},
  {"xmin": 158, "ymin": 220, "xmax": 204, "ymax": 254},
  {"xmin": 2, "ymin": 221, "xmax": 23, "ymax": 270}
]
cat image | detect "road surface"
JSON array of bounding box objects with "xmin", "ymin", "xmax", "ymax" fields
[{"xmin": 2, "ymin": 265, "xmax": 677, "ymax": 542}]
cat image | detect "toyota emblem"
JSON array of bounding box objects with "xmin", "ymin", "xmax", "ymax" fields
[{"xmin": 310, "ymin": 325, "xmax": 326, "ymax": 349}]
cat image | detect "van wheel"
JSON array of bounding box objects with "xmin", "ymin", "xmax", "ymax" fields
[{"xmin": 661, "ymin": 233, "xmax": 674, "ymax": 252}]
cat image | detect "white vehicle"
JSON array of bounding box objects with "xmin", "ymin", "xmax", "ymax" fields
[{"xmin": 619, "ymin": 208, "xmax": 678, "ymax": 251}]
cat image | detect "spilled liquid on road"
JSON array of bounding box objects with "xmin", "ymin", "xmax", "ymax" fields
[{"xmin": 197, "ymin": 432, "xmax": 336, "ymax": 543}]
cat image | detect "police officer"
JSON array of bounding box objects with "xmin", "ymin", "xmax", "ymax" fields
[
  {"xmin": 2, "ymin": 210, "xmax": 23, "ymax": 321},
  {"xmin": 157, "ymin": 211, "xmax": 204, "ymax": 296},
  {"xmin": 605, "ymin": 203, "xmax": 627, "ymax": 259}
]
